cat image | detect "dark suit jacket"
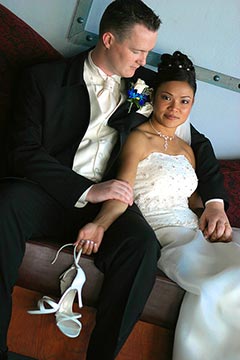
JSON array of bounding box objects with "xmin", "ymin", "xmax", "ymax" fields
[{"xmin": 8, "ymin": 48, "xmax": 228, "ymax": 209}]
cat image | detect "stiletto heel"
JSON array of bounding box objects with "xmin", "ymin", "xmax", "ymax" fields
[
  {"xmin": 28, "ymin": 243, "xmax": 86, "ymax": 338},
  {"xmin": 52, "ymin": 243, "xmax": 86, "ymax": 306}
]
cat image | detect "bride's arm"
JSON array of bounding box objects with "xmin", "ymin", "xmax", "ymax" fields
[
  {"xmin": 75, "ymin": 130, "xmax": 145, "ymax": 254},
  {"xmin": 188, "ymin": 191, "xmax": 204, "ymax": 217}
]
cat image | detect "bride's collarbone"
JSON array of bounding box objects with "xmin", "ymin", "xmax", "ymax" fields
[{"xmin": 150, "ymin": 137, "xmax": 183, "ymax": 156}]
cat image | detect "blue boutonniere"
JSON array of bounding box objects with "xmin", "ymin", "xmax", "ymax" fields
[{"xmin": 127, "ymin": 78, "xmax": 152, "ymax": 113}]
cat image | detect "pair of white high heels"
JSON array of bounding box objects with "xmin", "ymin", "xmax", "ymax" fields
[{"xmin": 28, "ymin": 243, "xmax": 86, "ymax": 338}]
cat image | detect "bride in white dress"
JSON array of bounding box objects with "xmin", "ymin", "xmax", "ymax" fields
[
  {"xmin": 76, "ymin": 51, "xmax": 239, "ymax": 359},
  {"xmin": 134, "ymin": 151, "xmax": 240, "ymax": 360}
]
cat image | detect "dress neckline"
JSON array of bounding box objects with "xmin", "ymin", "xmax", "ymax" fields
[{"xmin": 141, "ymin": 152, "xmax": 193, "ymax": 168}]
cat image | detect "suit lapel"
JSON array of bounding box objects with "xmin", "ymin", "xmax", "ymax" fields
[{"xmin": 107, "ymin": 76, "xmax": 147, "ymax": 132}]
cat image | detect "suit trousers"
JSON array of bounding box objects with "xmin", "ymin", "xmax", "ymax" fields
[{"xmin": 0, "ymin": 178, "xmax": 160, "ymax": 359}]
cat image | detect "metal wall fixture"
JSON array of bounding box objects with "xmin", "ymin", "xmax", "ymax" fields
[{"xmin": 68, "ymin": 0, "xmax": 240, "ymax": 93}]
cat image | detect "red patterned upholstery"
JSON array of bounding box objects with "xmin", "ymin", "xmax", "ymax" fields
[
  {"xmin": 220, "ymin": 160, "xmax": 240, "ymax": 227},
  {"xmin": 0, "ymin": 4, "xmax": 61, "ymax": 177}
]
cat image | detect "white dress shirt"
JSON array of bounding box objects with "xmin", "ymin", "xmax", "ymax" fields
[{"xmin": 73, "ymin": 52, "xmax": 125, "ymax": 207}]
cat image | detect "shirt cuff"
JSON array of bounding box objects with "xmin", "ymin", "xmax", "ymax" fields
[
  {"xmin": 74, "ymin": 185, "xmax": 93, "ymax": 208},
  {"xmin": 205, "ymin": 198, "xmax": 224, "ymax": 206}
]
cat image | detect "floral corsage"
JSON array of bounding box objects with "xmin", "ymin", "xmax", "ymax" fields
[{"xmin": 127, "ymin": 78, "xmax": 152, "ymax": 113}]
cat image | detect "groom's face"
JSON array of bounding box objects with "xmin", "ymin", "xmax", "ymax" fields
[{"xmin": 103, "ymin": 24, "xmax": 158, "ymax": 78}]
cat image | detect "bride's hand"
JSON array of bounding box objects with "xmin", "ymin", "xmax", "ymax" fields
[
  {"xmin": 75, "ymin": 222, "xmax": 105, "ymax": 255},
  {"xmin": 199, "ymin": 201, "xmax": 232, "ymax": 242}
]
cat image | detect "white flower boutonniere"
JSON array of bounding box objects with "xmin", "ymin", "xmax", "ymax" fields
[{"xmin": 127, "ymin": 78, "xmax": 152, "ymax": 113}]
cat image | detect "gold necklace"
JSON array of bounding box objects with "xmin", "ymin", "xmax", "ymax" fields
[{"xmin": 149, "ymin": 119, "xmax": 174, "ymax": 151}]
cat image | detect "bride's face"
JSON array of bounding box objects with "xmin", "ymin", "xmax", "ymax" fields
[{"xmin": 152, "ymin": 81, "xmax": 194, "ymax": 129}]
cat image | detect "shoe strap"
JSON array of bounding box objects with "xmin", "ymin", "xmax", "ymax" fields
[
  {"xmin": 28, "ymin": 296, "xmax": 59, "ymax": 314},
  {"xmin": 73, "ymin": 245, "xmax": 82, "ymax": 268},
  {"xmin": 55, "ymin": 312, "xmax": 82, "ymax": 337},
  {"xmin": 38, "ymin": 296, "xmax": 59, "ymax": 313},
  {"xmin": 51, "ymin": 243, "xmax": 82, "ymax": 269},
  {"xmin": 56, "ymin": 311, "xmax": 82, "ymax": 321}
]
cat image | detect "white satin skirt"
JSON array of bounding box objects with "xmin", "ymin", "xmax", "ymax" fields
[{"xmin": 156, "ymin": 226, "xmax": 240, "ymax": 360}]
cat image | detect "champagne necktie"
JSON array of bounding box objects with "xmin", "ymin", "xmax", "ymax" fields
[{"xmin": 97, "ymin": 76, "xmax": 119, "ymax": 114}]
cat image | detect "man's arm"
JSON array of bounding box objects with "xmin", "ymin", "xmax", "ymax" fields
[
  {"xmin": 190, "ymin": 124, "xmax": 228, "ymax": 207},
  {"xmin": 190, "ymin": 124, "xmax": 232, "ymax": 241},
  {"xmin": 8, "ymin": 64, "xmax": 95, "ymax": 208},
  {"xmin": 8, "ymin": 61, "xmax": 133, "ymax": 208}
]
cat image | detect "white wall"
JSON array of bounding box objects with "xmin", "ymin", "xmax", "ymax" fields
[
  {"xmin": 1, "ymin": 0, "xmax": 80, "ymax": 55},
  {"xmin": 1, "ymin": 0, "xmax": 240, "ymax": 159}
]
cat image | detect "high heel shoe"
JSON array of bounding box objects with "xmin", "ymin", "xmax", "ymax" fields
[{"xmin": 28, "ymin": 243, "xmax": 86, "ymax": 338}]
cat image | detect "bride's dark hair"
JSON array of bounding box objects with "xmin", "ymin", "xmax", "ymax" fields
[{"xmin": 154, "ymin": 51, "xmax": 197, "ymax": 94}]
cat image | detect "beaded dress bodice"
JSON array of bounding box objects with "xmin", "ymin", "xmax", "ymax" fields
[{"xmin": 133, "ymin": 152, "xmax": 199, "ymax": 230}]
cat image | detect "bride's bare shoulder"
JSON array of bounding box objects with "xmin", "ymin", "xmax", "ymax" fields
[{"xmin": 133, "ymin": 123, "xmax": 154, "ymax": 139}]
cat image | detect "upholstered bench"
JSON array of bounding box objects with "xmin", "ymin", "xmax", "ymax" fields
[
  {"xmin": 17, "ymin": 158, "xmax": 240, "ymax": 331},
  {"xmin": 18, "ymin": 239, "xmax": 185, "ymax": 329}
]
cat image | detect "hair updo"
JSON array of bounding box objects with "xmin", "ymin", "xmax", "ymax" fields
[{"xmin": 154, "ymin": 51, "xmax": 197, "ymax": 95}]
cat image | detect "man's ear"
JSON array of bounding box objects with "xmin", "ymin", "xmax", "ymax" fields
[{"xmin": 102, "ymin": 32, "xmax": 114, "ymax": 49}]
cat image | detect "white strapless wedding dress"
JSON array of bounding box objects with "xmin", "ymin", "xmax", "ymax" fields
[{"xmin": 133, "ymin": 152, "xmax": 240, "ymax": 360}]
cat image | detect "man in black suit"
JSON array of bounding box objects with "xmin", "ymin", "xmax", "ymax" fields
[{"xmin": 0, "ymin": 1, "xmax": 231, "ymax": 359}]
